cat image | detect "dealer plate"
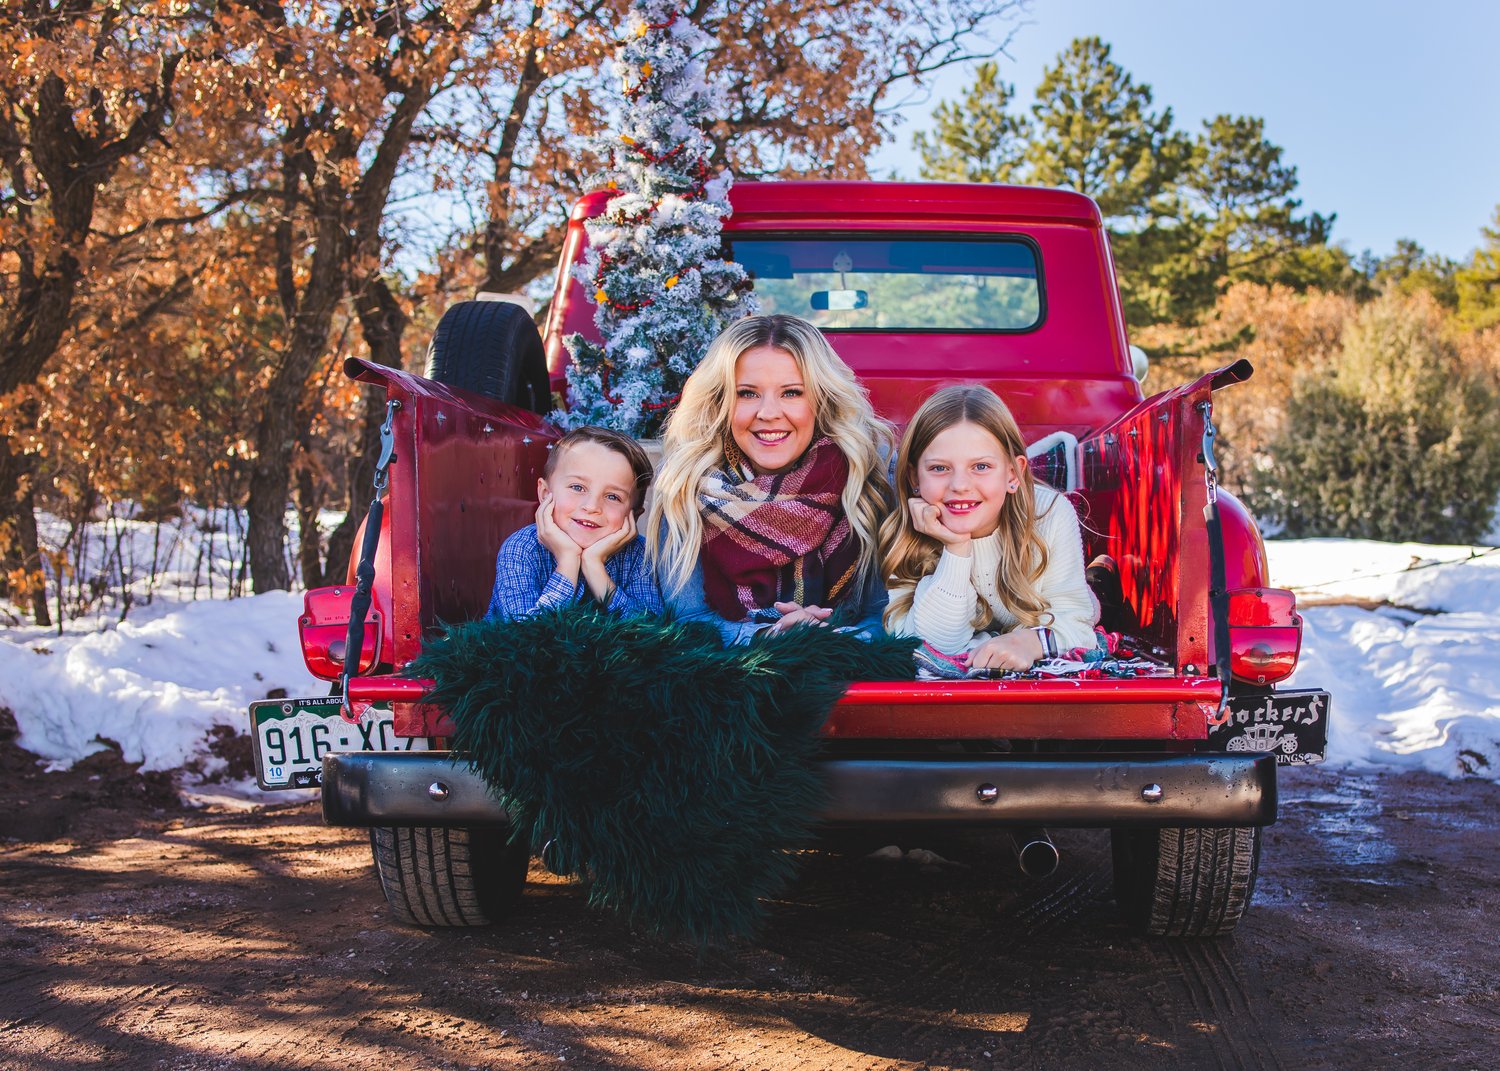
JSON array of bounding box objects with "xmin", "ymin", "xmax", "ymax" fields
[
  {"xmin": 1210, "ymin": 688, "xmax": 1331, "ymax": 765},
  {"xmin": 249, "ymin": 695, "xmax": 431, "ymax": 790}
]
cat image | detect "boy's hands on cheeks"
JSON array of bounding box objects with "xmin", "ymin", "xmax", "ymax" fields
[
  {"xmin": 579, "ymin": 511, "xmax": 637, "ymax": 604},
  {"xmin": 769, "ymin": 600, "xmax": 833, "ymax": 632},
  {"xmin": 582, "ymin": 509, "xmax": 637, "ymax": 565},
  {"xmin": 968, "ymin": 630, "xmax": 1044, "ymax": 673},
  {"xmin": 908, "ymin": 498, "xmax": 972, "ymax": 556},
  {"xmin": 536, "ymin": 492, "xmax": 583, "ymax": 575}
]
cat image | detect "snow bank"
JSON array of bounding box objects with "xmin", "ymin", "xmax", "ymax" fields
[
  {"xmin": 1, "ymin": 593, "xmax": 319, "ymax": 776},
  {"xmin": 1268, "ymin": 540, "xmax": 1500, "ymax": 779}
]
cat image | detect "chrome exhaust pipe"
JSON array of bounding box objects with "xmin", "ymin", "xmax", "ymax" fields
[{"xmin": 1010, "ymin": 828, "xmax": 1059, "ymax": 878}]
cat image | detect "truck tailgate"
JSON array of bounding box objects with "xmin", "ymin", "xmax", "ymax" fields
[{"xmin": 824, "ymin": 678, "xmax": 1218, "ymax": 740}]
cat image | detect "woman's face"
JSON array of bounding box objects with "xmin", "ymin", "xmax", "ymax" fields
[{"xmin": 730, "ymin": 345, "xmax": 816, "ymax": 475}]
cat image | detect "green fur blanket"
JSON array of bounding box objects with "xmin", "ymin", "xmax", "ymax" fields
[{"xmin": 408, "ymin": 607, "xmax": 916, "ymax": 944}]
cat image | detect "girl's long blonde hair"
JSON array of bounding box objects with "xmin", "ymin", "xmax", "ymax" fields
[
  {"xmin": 880, "ymin": 385, "xmax": 1051, "ymax": 629},
  {"xmin": 647, "ymin": 314, "xmax": 894, "ymax": 596}
]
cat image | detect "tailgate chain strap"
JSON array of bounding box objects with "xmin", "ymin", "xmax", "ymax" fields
[
  {"xmin": 372, "ymin": 399, "xmax": 400, "ymax": 494},
  {"xmin": 1200, "ymin": 401, "xmax": 1219, "ymax": 506},
  {"xmin": 341, "ymin": 398, "xmax": 402, "ymax": 720},
  {"xmin": 1198, "ymin": 399, "xmax": 1232, "ymax": 720}
]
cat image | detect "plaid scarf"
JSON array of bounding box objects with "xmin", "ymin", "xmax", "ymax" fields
[{"xmin": 697, "ymin": 435, "xmax": 862, "ymax": 620}]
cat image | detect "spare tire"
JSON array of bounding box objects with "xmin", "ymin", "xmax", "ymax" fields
[{"xmin": 425, "ymin": 300, "xmax": 551, "ymax": 414}]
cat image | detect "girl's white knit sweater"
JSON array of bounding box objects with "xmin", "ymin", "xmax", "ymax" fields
[{"xmin": 886, "ymin": 485, "xmax": 1098, "ymax": 655}]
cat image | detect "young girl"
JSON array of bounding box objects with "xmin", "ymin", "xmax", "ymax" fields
[{"xmin": 881, "ymin": 385, "xmax": 1097, "ymax": 674}]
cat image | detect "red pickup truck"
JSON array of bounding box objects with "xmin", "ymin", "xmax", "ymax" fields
[{"xmin": 249, "ymin": 181, "xmax": 1328, "ymax": 938}]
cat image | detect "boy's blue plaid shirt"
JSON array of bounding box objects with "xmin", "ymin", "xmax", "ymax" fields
[{"xmin": 485, "ymin": 523, "xmax": 663, "ymax": 621}]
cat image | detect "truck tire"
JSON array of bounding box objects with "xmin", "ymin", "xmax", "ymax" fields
[
  {"xmin": 425, "ymin": 300, "xmax": 550, "ymax": 414},
  {"xmin": 1110, "ymin": 826, "xmax": 1261, "ymax": 937},
  {"xmin": 370, "ymin": 825, "xmax": 530, "ymax": 927}
]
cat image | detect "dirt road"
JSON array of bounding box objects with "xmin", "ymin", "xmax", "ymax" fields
[{"xmin": 2, "ymin": 738, "xmax": 1497, "ymax": 1070}]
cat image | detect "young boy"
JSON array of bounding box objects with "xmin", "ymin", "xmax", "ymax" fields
[{"xmin": 485, "ymin": 426, "xmax": 662, "ymax": 620}]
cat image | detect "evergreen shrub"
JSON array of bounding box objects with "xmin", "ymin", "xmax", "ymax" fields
[{"xmin": 1251, "ymin": 293, "xmax": 1500, "ymax": 543}]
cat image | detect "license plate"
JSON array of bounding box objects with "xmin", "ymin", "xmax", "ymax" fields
[
  {"xmin": 1210, "ymin": 688, "xmax": 1331, "ymax": 765},
  {"xmin": 248, "ymin": 695, "xmax": 432, "ymax": 790}
]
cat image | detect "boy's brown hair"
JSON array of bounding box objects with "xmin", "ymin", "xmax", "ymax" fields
[{"xmin": 543, "ymin": 426, "xmax": 654, "ymax": 510}]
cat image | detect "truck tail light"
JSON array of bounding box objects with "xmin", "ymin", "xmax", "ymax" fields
[
  {"xmin": 299, "ymin": 586, "xmax": 383, "ymax": 681},
  {"xmin": 1226, "ymin": 587, "xmax": 1301, "ymax": 685}
]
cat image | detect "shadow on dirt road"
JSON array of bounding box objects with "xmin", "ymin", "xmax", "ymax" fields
[{"xmin": 2, "ymin": 761, "xmax": 1497, "ymax": 1070}]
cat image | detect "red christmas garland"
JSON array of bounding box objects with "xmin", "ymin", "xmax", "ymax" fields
[{"xmin": 597, "ymin": 361, "xmax": 681, "ymax": 412}]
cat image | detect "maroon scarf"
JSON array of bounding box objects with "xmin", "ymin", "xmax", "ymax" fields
[{"xmin": 697, "ymin": 435, "xmax": 862, "ymax": 620}]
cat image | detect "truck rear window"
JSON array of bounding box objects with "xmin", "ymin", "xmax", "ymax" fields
[{"xmin": 727, "ymin": 236, "xmax": 1042, "ymax": 332}]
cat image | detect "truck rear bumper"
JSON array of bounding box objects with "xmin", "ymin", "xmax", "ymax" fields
[{"xmin": 322, "ymin": 752, "xmax": 1277, "ymax": 829}]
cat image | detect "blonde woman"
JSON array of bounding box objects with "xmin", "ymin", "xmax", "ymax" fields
[
  {"xmin": 881, "ymin": 385, "xmax": 1097, "ymax": 673},
  {"xmin": 648, "ymin": 314, "xmax": 894, "ymax": 643}
]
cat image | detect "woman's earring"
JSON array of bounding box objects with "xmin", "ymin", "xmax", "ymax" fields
[{"xmin": 1008, "ymin": 480, "xmax": 1020, "ymax": 492}]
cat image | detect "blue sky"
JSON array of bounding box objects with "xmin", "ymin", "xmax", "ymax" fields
[{"xmin": 871, "ymin": 0, "xmax": 1498, "ymax": 262}]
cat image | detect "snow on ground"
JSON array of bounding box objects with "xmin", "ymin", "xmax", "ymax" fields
[
  {"xmin": 0, "ymin": 593, "xmax": 318, "ymax": 777},
  {"xmin": 1269, "ymin": 539, "xmax": 1500, "ymax": 779},
  {"xmin": 1, "ymin": 511, "xmax": 1498, "ymax": 788},
  {"xmin": 1, "ymin": 509, "xmax": 325, "ymax": 786}
]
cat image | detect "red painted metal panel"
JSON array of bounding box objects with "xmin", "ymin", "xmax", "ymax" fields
[
  {"xmin": 822, "ymin": 702, "xmax": 1208, "ymax": 741},
  {"xmin": 727, "ymin": 181, "xmax": 1103, "ymax": 223},
  {"xmin": 363, "ymin": 675, "xmax": 1217, "ymax": 742},
  {"xmin": 1217, "ymin": 489, "xmax": 1270, "ymax": 589},
  {"xmin": 1074, "ymin": 364, "xmax": 1254, "ymax": 673},
  {"xmin": 837, "ymin": 679, "xmax": 1222, "ymax": 705},
  {"xmin": 406, "ymin": 702, "xmax": 1208, "ymax": 742},
  {"xmin": 349, "ymin": 676, "xmax": 432, "ymax": 703},
  {"xmin": 356, "ymin": 677, "xmax": 1220, "ymax": 706},
  {"xmin": 829, "ymin": 678, "xmax": 1215, "ymax": 739},
  {"xmin": 343, "ymin": 359, "xmax": 559, "ymax": 668}
]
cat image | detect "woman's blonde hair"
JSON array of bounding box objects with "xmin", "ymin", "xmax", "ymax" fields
[
  {"xmin": 880, "ymin": 385, "xmax": 1051, "ymax": 629},
  {"xmin": 647, "ymin": 314, "xmax": 894, "ymax": 596}
]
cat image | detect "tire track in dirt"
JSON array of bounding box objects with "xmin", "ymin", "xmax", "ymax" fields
[
  {"xmin": 744, "ymin": 838, "xmax": 1134, "ymax": 1068},
  {"xmin": 1007, "ymin": 867, "xmax": 1114, "ymax": 939},
  {"xmin": 1148, "ymin": 938, "xmax": 1290, "ymax": 1071}
]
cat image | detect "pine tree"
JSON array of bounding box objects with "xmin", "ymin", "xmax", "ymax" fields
[
  {"xmin": 1185, "ymin": 115, "xmax": 1334, "ymax": 286},
  {"xmin": 1375, "ymin": 239, "xmax": 1459, "ymax": 307},
  {"xmin": 557, "ymin": 1, "xmax": 752, "ymax": 436},
  {"xmin": 1025, "ymin": 37, "xmax": 1187, "ymax": 224},
  {"xmin": 913, "ymin": 61, "xmax": 1028, "ymax": 183},
  {"xmin": 1456, "ymin": 205, "xmax": 1500, "ymax": 331}
]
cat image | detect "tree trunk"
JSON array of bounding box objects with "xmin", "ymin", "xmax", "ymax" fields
[
  {"xmin": 246, "ymin": 402, "xmax": 297, "ymax": 593},
  {"xmin": 0, "ymin": 436, "xmax": 51, "ymax": 627},
  {"xmin": 325, "ymin": 276, "xmax": 408, "ymax": 579},
  {"xmin": 295, "ymin": 462, "xmax": 324, "ymax": 590},
  {"xmin": 247, "ymin": 334, "xmax": 332, "ymax": 593}
]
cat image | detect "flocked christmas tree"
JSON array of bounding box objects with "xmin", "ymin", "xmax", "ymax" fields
[{"xmin": 555, "ymin": 1, "xmax": 752, "ymax": 436}]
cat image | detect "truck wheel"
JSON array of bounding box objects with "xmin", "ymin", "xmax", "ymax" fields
[
  {"xmin": 1111, "ymin": 826, "xmax": 1261, "ymax": 937},
  {"xmin": 425, "ymin": 300, "xmax": 551, "ymax": 414},
  {"xmin": 369, "ymin": 825, "xmax": 530, "ymax": 927}
]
